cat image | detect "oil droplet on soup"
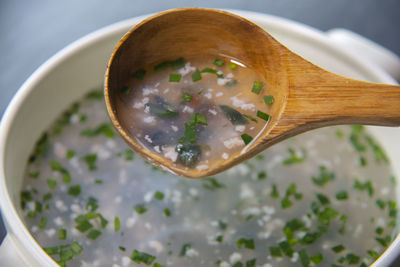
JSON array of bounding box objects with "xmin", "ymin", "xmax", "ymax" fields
[{"xmin": 115, "ymin": 57, "xmax": 274, "ymax": 170}]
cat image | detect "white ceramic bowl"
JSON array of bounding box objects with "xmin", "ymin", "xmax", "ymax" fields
[{"xmin": 1, "ymin": 10, "xmax": 399, "ymax": 266}]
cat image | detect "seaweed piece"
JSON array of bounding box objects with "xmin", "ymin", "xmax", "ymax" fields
[
  {"xmin": 175, "ymin": 143, "xmax": 202, "ymax": 167},
  {"xmin": 146, "ymin": 96, "xmax": 179, "ymax": 118},
  {"xmin": 219, "ymin": 105, "xmax": 249, "ymax": 125}
]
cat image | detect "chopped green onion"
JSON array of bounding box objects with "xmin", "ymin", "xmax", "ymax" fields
[
  {"xmin": 310, "ymin": 253, "xmax": 323, "ymax": 264},
  {"xmin": 263, "ymin": 95, "xmax": 275, "ymax": 105},
  {"xmin": 154, "ymin": 191, "xmax": 164, "ymax": 200},
  {"xmin": 134, "ymin": 203, "xmax": 147, "ymax": 214},
  {"xmin": 71, "ymin": 242, "xmax": 83, "ymax": 255},
  {"xmin": 121, "ymin": 86, "xmax": 131, "ymax": 95},
  {"xmin": 163, "ymin": 208, "xmax": 171, "ymax": 217},
  {"xmin": 236, "ymin": 238, "xmax": 255, "ymax": 249},
  {"xmin": 132, "ymin": 69, "xmax": 146, "ymax": 80},
  {"xmin": 192, "ymin": 70, "xmax": 202, "ymax": 82},
  {"xmin": 154, "ymin": 61, "xmax": 169, "ymax": 72},
  {"xmin": 75, "ymin": 220, "xmax": 93, "ymax": 233},
  {"xmin": 269, "ymin": 246, "xmax": 282, "ymax": 257},
  {"xmin": 39, "ymin": 217, "xmax": 47, "ymax": 229},
  {"xmin": 213, "ymin": 58, "xmax": 224, "ymax": 67},
  {"xmin": 171, "ymin": 58, "xmax": 185, "ymax": 69},
  {"xmin": 256, "ymin": 110, "xmax": 270, "ymax": 121},
  {"xmin": 131, "ymin": 250, "xmax": 156, "ymax": 264},
  {"xmin": 47, "ymin": 178, "xmax": 57, "ymax": 189},
  {"xmin": 332, "ymin": 244, "xmax": 345, "ymax": 253},
  {"xmin": 179, "ymin": 243, "xmax": 192, "ymax": 256},
  {"xmin": 335, "ymin": 191, "xmax": 348, "ymax": 200},
  {"xmin": 68, "ymin": 184, "xmax": 81, "ymax": 197},
  {"xmin": 229, "ymin": 63, "xmax": 237, "ymax": 70},
  {"xmin": 82, "ymin": 154, "xmax": 97, "ymax": 171},
  {"xmin": 87, "ymin": 229, "xmax": 101, "ymax": 240},
  {"xmin": 251, "ymin": 81, "xmax": 263, "ymax": 94},
  {"xmin": 58, "ymin": 229, "xmax": 67, "ymax": 240},
  {"xmin": 182, "ymin": 93, "xmax": 192, "ymax": 102},
  {"xmin": 169, "ymin": 73, "xmax": 182, "ymax": 82},
  {"xmin": 241, "ymin": 134, "xmax": 253, "ymax": 145}
]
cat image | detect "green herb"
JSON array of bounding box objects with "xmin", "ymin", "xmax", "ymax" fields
[
  {"xmin": 154, "ymin": 61, "xmax": 170, "ymax": 72},
  {"xmin": 29, "ymin": 171, "xmax": 39, "ymax": 179},
  {"xmin": 376, "ymin": 235, "xmax": 391, "ymax": 247},
  {"xmin": 39, "ymin": 217, "xmax": 47, "ymax": 229},
  {"xmin": 366, "ymin": 136, "xmax": 389, "ymax": 163},
  {"xmin": 376, "ymin": 199, "xmax": 386, "ymax": 209},
  {"xmin": 318, "ymin": 207, "xmax": 339, "ymax": 225},
  {"xmin": 310, "ymin": 253, "xmax": 323, "ymax": 264},
  {"xmin": 119, "ymin": 246, "xmax": 126, "ymax": 252},
  {"xmin": 345, "ymin": 253, "xmax": 360, "ymax": 264},
  {"xmin": 213, "ymin": 58, "xmax": 224, "ymax": 67},
  {"xmin": 163, "ymin": 208, "xmax": 171, "ymax": 217},
  {"xmin": 71, "ymin": 242, "xmax": 83, "ymax": 255},
  {"xmin": 375, "ymin": 226, "xmax": 384, "ymax": 235},
  {"xmin": 236, "ymin": 238, "xmax": 255, "ymax": 249},
  {"xmin": 81, "ymin": 123, "xmax": 114, "ymax": 138},
  {"xmin": 299, "ymin": 249, "xmax": 310, "ymax": 267},
  {"xmin": 316, "ymin": 193, "xmax": 330, "ymax": 205},
  {"xmin": 388, "ymin": 200, "xmax": 397, "ymax": 218},
  {"xmin": 121, "ymin": 86, "xmax": 131, "ymax": 95},
  {"xmin": 153, "ymin": 263, "xmax": 166, "ymax": 267},
  {"xmin": 367, "ymin": 250, "xmax": 380, "ymax": 260},
  {"xmin": 134, "ymin": 203, "xmax": 147, "ymax": 214},
  {"xmin": 283, "ymin": 148, "xmax": 306, "ymax": 165},
  {"xmin": 311, "ymin": 166, "xmax": 335, "ymax": 186},
  {"xmin": 201, "ymin": 68, "xmax": 223, "ymax": 78},
  {"xmin": 256, "ymin": 110, "xmax": 270, "ymax": 121},
  {"xmin": 86, "ymin": 90, "xmax": 103, "ymax": 100},
  {"xmin": 66, "ymin": 150, "xmax": 76, "ymax": 159},
  {"xmin": 241, "ymin": 134, "xmax": 253, "ymax": 145},
  {"xmin": 218, "ymin": 220, "xmax": 227, "ymax": 230},
  {"xmin": 353, "ymin": 179, "xmax": 374, "ymax": 197},
  {"xmin": 271, "ymin": 184, "xmax": 279, "ymax": 198},
  {"xmin": 359, "ymin": 156, "xmax": 367, "ymax": 166},
  {"xmin": 192, "ymin": 70, "xmax": 202, "ymax": 82},
  {"xmin": 60, "ymin": 250, "xmax": 74, "ymax": 261},
  {"xmin": 269, "ymin": 246, "xmax": 282, "ymax": 257},
  {"xmin": 171, "ymin": 58, "xmax": 185, "ymax": 69},
  {"xmin": 245, "ymin": 258, "xmax": 256, "ymax": 267},
  {"xmin": 215, "ymin": 235, "xmax": 223, "ymax": 243},
  {"xmin": 301, "ymin": 232, "xmax": 320, "ymax": 245},
  {"xmin": 43, "ymin": 193, "xmax": 52, "ymax": 202},
  {"xmin": 44, "ymin": 246, "xmax": 59, "ymax": 255},
  {"xmin": 263, "ymin": 95, "xmax": 274, "ymax": 105},
  {"xmin": 47, "ymin": 178, "xmax": 57, "ymax": 189},
  {"xmin": 75, "ymin": 220, "xmax": 93, "ymax": 233},
  {"xmin": 278, "ymin": 241, "xmax": 294, "ymax": 257},
  {"xmin": 335, "ymin": 129, "xmax": 344, "ymax": 138},
  {"xmin": 132, "ymin": 69, "xmax": 146, "ymax": 80},
  {"xmin": 251, "ymin": 81, "xmax": 263, "ymax": 94},
  {"xmin": 58, "ymin": 229, "xmax": 67, "ymax": 240},
  {"xmin": 82, "ymin": 154, "xmax": 97, "ymax": 171},
  {"xmin": 182, "ymin": 93, "xmax": 192, "ymax": 102},
  {"xmin": 335, "ymin": 191, "xmax": 348, "ymax": 200},
  {"xmin": 86, "ymin": 197, "xmax": 99, "ymax": 212},
  {"xmin": 202, "ymin": 177, "xmax": 225, "ymax": 190},
  {"xmin": 257, "ymin": 171, "xmax": 267, "ymax": 180},
  {"xmin": 131, "ymin": 250, "xmax": 156, "ymax": 264},
  {"xmin": 179, "ymin": 243, "xmax": 192, "ymax": 256},
  {"xmin": 87, "ymin": 229, "xmax": 101, "ymax": 240},
  {"xmin": 169, "ymin": 73, "xmax": 182, "ymax": 82},
  {"xmin": 332, "ymin": 245, "xmax": 345, "ymax": 253},
  {"xmin": 154, "ymin": 191, "xmax": 164, "ymax": 200},
  {"xmin": 68, "ymin": 185, "xmax": 81, "ymax": 197},
  {"xmin": 229, "ymin": 63, "xmax": 237, "ymax": 70}
]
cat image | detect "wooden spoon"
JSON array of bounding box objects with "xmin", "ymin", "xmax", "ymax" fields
[{"xmin": 104, "ymin": 8, "xmax": 400, "ymax": 178}]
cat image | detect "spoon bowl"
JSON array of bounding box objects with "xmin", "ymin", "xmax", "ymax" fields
[{"xmin": 105, "ymin": 8, "xmax": 400, "ymax": 178}]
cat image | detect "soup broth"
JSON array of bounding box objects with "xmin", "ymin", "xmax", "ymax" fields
[
  {"xmin": 20, "ymin": 89, "xmax": 398, "ymax": 267},
  {"xmin": 114, "ymin": 57, "xmax": 273, "ymax": 170}
]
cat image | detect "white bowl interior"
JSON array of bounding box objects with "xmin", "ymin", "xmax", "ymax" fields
[{"xmin": 1, "ymin": 11, "xmax": 399, "ymax": 266}]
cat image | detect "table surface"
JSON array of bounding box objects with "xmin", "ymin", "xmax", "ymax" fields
[{"xmin": 1, "ymin": 0, "xmax": 399, "ymax": 265}]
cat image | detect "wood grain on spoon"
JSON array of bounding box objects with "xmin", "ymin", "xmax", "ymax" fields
[{"xmin": 104, "ymin": 8, "xmax": 400, "ymax": 178}]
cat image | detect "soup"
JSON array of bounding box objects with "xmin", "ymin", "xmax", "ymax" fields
[
  {"xmin": 114, "ymin": 57, "xmax": 273, "ymax": 170},
  {"xmin": 20, "ymin": 89, "xmax": 398, "ymax": 266}
]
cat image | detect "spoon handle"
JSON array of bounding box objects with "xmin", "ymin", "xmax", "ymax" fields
[{"xmin": 280, "ymin": 54, "xmax": 400, "ymax": 132}]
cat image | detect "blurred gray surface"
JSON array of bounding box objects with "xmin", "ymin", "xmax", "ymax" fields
[{"xmin": 0, "ymin": 0, "xmax": 399, "ymax": 265}]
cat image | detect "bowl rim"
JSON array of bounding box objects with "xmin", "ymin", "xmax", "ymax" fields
[{"xmin": 0, "ymin": 9, "xmax": 397, "ymax": 266}]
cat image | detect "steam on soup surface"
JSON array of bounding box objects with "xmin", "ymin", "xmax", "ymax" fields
[
  {"xmin": 114, "ymin": 57, "xmax": 273, "ymax": 170},
  {"xmin": 21, "ymin": 89, "xmax": 398, "ymax": 267}
]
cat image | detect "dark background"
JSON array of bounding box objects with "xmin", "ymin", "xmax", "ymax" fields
[{"xmin": 1, "ymin": 0, "xmax": 399, "ymax": 265}]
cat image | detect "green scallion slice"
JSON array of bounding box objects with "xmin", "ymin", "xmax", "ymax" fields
[
  {"xmin": 169, "ymin": 73, "xmax": 182, "ymax": 82},
  {"xmin": 87, "ymin": 229, "xmax": 101, "ymax": 240},
  {"xmin": 192, "ymin": 70, "xmax": 202, "ymax": 82},
  {"xmin": 213, "ymin": 58, "xmax": 224, "ymax": 67},
  {"xmin": 264, "ymin": 95, "xmax": 275, "ymax": 105},
  {"xmin": 241, "ymin": 134, "xmax": 253, "ymax": 145},
  {"xmin": 182, "ymin": 93, "xmax": 192, "ymax": 102},
  {"xmin": 58, "ymin": 229, "xmax": 67, "ymax": 240},
  {"xmin": 251, "ymin": 81, "xmax": 263, "ymax": 94},
  {"xmin": 114, "ymin": 216, "xmax": 120, "ymax": 232},
  {"xmin": 132, "ymin": 69, "xmax": 146, "ymax": 80},
  {"xmin": 131, "ymin": 250, "xmax": 156, "ymax": 265},
  {"xmin": 256, "ymin": 110, "xmax": 270, "ymax": 121},
  {"xmin": 68, "ymin": 184, "xmax": 81, "ymax": 197}
]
